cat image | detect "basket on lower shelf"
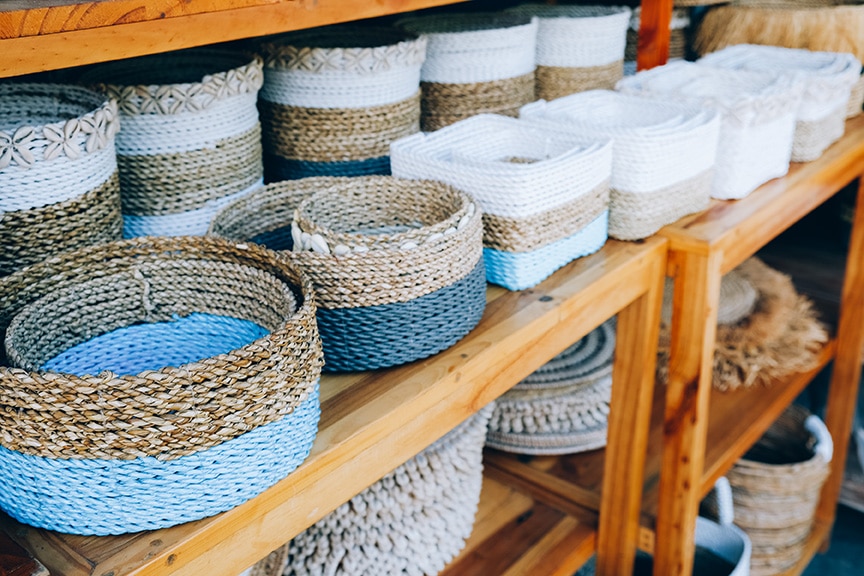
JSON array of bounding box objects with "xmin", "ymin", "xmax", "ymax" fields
[
  {"xmin": 283, "ymin": 404, "xmax": 494, "ymax": 576},
  {"xmin": 0, "ymin": 236, "xmax": 324, "ymax": 535},
  {"xmin": 397, "ymin": 13, "xmax": 538, "ymax": 131},
  {"xmin": 81, "ymin": 48, "xmax": 265, "ymax": 237},
  {"xmin": 240, "ymin": 547, "xmax": 290, "ymax": 576},
  {"xmin": 390, "ymin": 114, "xmax": 612, "ymax": 290},
  {"xmin": 0, "ymin": 83, "xmax": 123, "ymax": 277},
  {"xmin": 210, "ymin": 176, "xmax": 485, "ymax": 372},
  {"xmin": 258, "ymin": 26, "xmax": 425, "ymax": 182},
  {"xmin": 486, "ymin": 318, "xmax": 616, "ymax": 455},
  {"xmin": 520, "ymin": 90, "xmax": 720, "ymax": 240}
]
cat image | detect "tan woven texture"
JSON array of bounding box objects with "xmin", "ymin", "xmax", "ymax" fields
[
  {"xmin": 662, "ymin": 269, "xmax": 760, "ymax": 328},
  {"xmin": 0, "ymin": 236, "xmax": 323, "ymax": 460},
  {"xmin": 627, "ymin": 29, "xmax": 688, "ymax": 62},
  {"xmin": 536, "ymin": 61, "xmax": 624, "ymax": 101},
  {"xmin": 848, "ymin": 74, "xmax": 864, "ymax": 117},
  {"xmin": 421, "ymin": 72, "xmax": 536, "ymax": 131},
  {"xmin": 247, "ymin": 546, "xmax": 290, "ymax": 576},
  {"xmin": 791, "ymin": 112, "xmax": 846, "ymax": 162}
]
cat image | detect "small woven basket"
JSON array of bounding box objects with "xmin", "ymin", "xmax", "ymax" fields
[
  {"xmin": 258, "ymin": 26, "xmax": 425, "ymax": 182},
  {"xmin": 848, "ymin": 73, "xmax": 864, "ymax": 117},
  {"xmin": 505, "ymin": 4, "xmax": 631, "ymax": 101},
  {"xmin": 80, "ymin": 48, "xmax": 264, "ymax": 237},
  {"xmin": 626, "ymin": 7, "xmax": 691, "ymax": 63},
  {"xmin": 284, "ymin": 405, "xmax": 493, "ymax": 576},
  {"xmin": 0, "ymin": 83, "xmax": 123, "ymax": 276},
  {"xmin": 617, "ymin": 61, "xmax": 801, "ymax": 200},
  {"xmin": 487, "ymin": 319, "xmax": 616, "ymax": 455},
  {"xmin": 698, "ymin": 44, "xmax": 861, "ymax": 161},
  {"xmin": 391, "ymin": 114, "xmax": 612, "ymax": 290},
  {"xmin": 210, "ymin": 175, "xmax": 486, "ymax": 372},
  {"xmin": 521, "ymin": 90, "xmax": 720, "ymax": 240},
  {"xmin": 397, "ymin": 13, "xmax": 538, "ymax": 131},
  {"xmin": 0, "ymin": 236, "xmax": 323, "ymax": 535}
]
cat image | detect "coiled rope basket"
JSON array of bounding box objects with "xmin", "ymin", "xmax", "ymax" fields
[{"xmin": 0, "ymin": 236, "xmax": 323, "ymax": 535}]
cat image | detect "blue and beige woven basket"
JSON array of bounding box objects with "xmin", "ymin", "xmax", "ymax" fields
[{"xmin": 0, "ymin": 236, "xmax": 323, "ymax": 535}]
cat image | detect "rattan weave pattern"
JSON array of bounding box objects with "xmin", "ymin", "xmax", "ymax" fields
[
  {"xmin": 420, "ymin": 72, "xmax": 536, "ymax": 131},
  {"xmin": 535, "ymin": 61, "xmax": 624, "ymax": 101}
]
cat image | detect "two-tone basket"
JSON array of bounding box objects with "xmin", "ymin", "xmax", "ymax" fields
[
  {"xmin": 617, "ymin": 61, "xmax": 801, "ymax": 200},
  {"xmin": 0, "ymin": 236, "xmax": 323, "ymax": 535},
  {"xmin": 284, "ymin": 405, "xmax": 493, "ymax": 575},
  {"xmin": 505, "ymin": 4, "xmax": 631, "ymax": 101},
  {"xmin": 520, "ymin": 90, "xmax": 720, "ymax": 240},
  {"xmin": 391, "ymin": 114, "xmax": 612, "ymax": 290},
  {"xmin": 698, "ymin": 44, "xmax": 861, "ymax": 161},
  {"xmin": 486, "ymin": 319, "xmax": 616, "ymax": 455},
  {"xmin": 258, "ymin": 26, "xmax": 425, "ymax": 182},
  {"xmin": 210, "ymin": 176, "xmax": 486, "ymax": 372},
  {"xmin": 0, "ymin": 84, "xmax": 123, "ymax": 277},
  {"xmin": 397, "ymin": 13, "xmax": 538, "ymax": 131},
  {"xmin": 81, "ymin": 48, "xmax": 264, "ymax": 237}
]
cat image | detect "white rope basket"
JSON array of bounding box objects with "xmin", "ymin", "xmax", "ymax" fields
[
  {"xmin": 698, "ymin": 44, "xmax": 861, "ymax": 162},
  {"xmin": 617, "ymin": 61, "xmax": 801, "ymax": 200}
]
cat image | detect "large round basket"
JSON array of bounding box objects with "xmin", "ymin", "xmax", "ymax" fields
[
  {"xmin": 0, "ymin": 236, "xmax": 323, "ymax": 535},
  {"xmin": 258, "ymin": 26, "xmax": 425, "ymax": 182},
  {"xmin": 391, "ymin": 114, "xmax": 612, "ymax": 290},
  {"xmin": 398, "ymin": 13, "xmax": 538, "ymax": 131},
  {"xmin": 210, "ymin": 175, "xmax": 486, "ymax": 372},
  {"xmin": 0, "ymin": 83, "xmax": 122, "ymax": 277},
  {"xmin": 81, "ymin": 48, "xmax": 264, "ymax": 237}
]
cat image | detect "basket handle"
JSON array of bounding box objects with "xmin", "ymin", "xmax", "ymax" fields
[
  {"xmin": 805, "ymin": 414, "xmax": 834, "ymax": 464},
  {"xmin": 712, "ymin": 476, "xmax": 735, "ymax": 527}
]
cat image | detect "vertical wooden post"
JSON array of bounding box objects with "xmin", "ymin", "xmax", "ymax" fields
[{"xmin": 636, "ymin": 0, "xmax": 673, "ymax": 71}]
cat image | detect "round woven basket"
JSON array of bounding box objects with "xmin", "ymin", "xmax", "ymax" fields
[
  {"xmin": 398, "ymin": 13, "xmax": 538, "ymax": 131},
  {"xmin": 390, "ymin": 114, "xmax": 612, "ymax": 290},
  {"xmin": 626, "ymin": 7, "xmax": 691, "ymax": 62},
  {"xmin": 210, "ymin": 175, "xmax": 486, "ymax": 372},
  {"xmin": 284, "ymin": 405, "xmax": 493, "ymax": 576},
  {"xmin": 0, "ymin": 236, "xmax": 323, "ymax": 535},
  {"xmin": 258, "ymin": 26, "xmax": 425, "ymax": 182},
  {"xmin": 661, "ymin": 269, "xmax": 759, "ymax": 327},
  {"xmin": 80, "ymin": 48, "xmax": 264, "ymax": 237},
  {"xmin": 0, "ymin": 83, "xmax": 123, "ymax": 277}
]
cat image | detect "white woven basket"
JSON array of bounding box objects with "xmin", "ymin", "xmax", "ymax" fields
[
  {"xmin": 698, "ymin": 44, "xmax": 861, "ymax": 161},
  {"xmin": 520, "ymin": 90, "xmax": 720, "ymax": 240},
  {"xmin": 617, "ymin": 61, "xmax": 801, "ymax": 200}
]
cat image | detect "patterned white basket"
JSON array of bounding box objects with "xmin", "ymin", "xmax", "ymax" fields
[
  {"xmin": 391, "ymin": 114, "xmax": 612, "ymax": 290},
  {"xmin": 520, "ymin": 90, "xmax": 720, "ymax": 240},
  {"xmin": 617, "ymin": 61, "xmax": 801, "ymax": 200},
  {"xmin": 698, "ymin": 44, "xmax": 861, "ymax": 162}
]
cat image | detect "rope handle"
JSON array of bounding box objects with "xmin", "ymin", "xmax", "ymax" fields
[
  {"xmin": 712, "ymin": 476, "xmax": 735, "ymax": 527},
  {"xmin": 805, "ymin": 414, "xmax": 834, "ymax": 463}
]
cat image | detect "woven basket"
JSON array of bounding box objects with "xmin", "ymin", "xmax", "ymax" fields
[
  {"xmin": 0, "ymin": 236, "xmax": 323, "ymax": 535},
  {"xmin": 487, "ymin": 319, "xmax": 615, "ymax": 455},
  {"xmin": 505, "ymin": 4, "xmax": 631, "ymax": 101},
  {"xmin": 258, "ymin": 26, "xmax": 425, "ymax": 182},
  {"xmin": 727, "ymin": 405, "xmax": 833, "ymax": 575},
  {"xmin": 698, "ymin": 44, "xmax": 861, "ymax": 161},
  {"xmin": 661, "ymin": 269, "xmax": 759, "ymax": 328},
  {"xmin": 210, "ymin": 175, "xmax": 485, "ymax": 372},
  {"xmin": 240, "ymin": 547, "xmax": 290, "ymax": 576},
  {"xmin": 617, "ymin": 61, "xmax": 801, "ymax": 200},
  {"xmin": 0, "ymin": 83, "xmax": 123, "ymax": 277},
  {"xmin": 80, "ymin": 48, "xmax": 264, "ymax": 237},
  {"xmin": 397, "ymin": 13, "xmax": 538, "ymax": 131},
  {"xmin": 284, "ymin": 404, "xmax": 493, "ymax": 576},
  {"xmin": 521, "ymin": 90, "xmax": 719, "ymax": 240},
  {"xmin": 626, "ymin": 7, "xmax": 691, "ymax": 63},
  {"xmin": 391, "ymin": 114, "xmax": 612, "ymax": 290},
  {"xmin": 849, "ymin": 73, "xmax": 864, "ymax": 117}
]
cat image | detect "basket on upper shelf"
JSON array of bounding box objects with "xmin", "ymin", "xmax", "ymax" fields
[
  {"xmin": 391, "ymin": 114, "xmax": 612, "ymax": 290},
  {"xmin": 258, "ymin": 26, "xmax": 425, "ymax": 182},
  {"xmin": 0, "ymin": 236, "xmax": 323, "ymax": 535},
  {"xmin": 520, "ymin": 90, "xmax": 720, "ymax": 240},
  {"xmin": 0, "ymin": 83, "xmax": 123, "ymax": 277},
  {"xmin": 210, "ymin": 175, "xmax": 485, "ymax": 372}
]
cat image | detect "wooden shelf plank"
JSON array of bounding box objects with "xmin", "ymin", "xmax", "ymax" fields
[
  {"xmin": 0, "ymin": 531, "xmax": 49, "ymax": 576},
  {"xmin": 0, "ymin": 237, "xmax": 666, "ymax": 576}
]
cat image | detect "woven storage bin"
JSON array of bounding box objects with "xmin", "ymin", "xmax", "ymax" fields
[
  {"xmin": 397, "ymin": 13, "xmax": 538, "ymax": 131},
  {"xmin": 240, "ymin": 547, "xmax": 290, "ymax": 576},
  {"xmin": 626, "ymin": 7, "xmax": 690, "ymax": 63},
  {"xmin": 505, "ymin": 4, "xmax": 631, "ymax": 101},
  {"xmin": 0, "ymin": 236, "xmax": 323, "ymax": 535},
  {"xmin": 487, "ymin": 318, "xmax": 615, "ymax": 455},
  {"xmin": 258, "ymin": 26, "xmax": 425, "ymax": 182},
  {"xmin": 698, "ymin": 44, "xmax": 861, "ymax": 161},
  {"xmin": 617, "ymin": 61, "xmax": 801, "ymax": 200},
  {"xmin": 80, "ymin": 48, "xmax": 264, "ymax": 237},
  {"xmin": 520, "ymin": 90, "xmax": 720, "ymax": 240},
  {"xmin": 390, "ymin": 114, "xmax": 612, "ymax": 290},
  {"xmin": 284, "ymin": 404, "xmax": 493, "ymax": 576},
  {"xmin": 727, "ymin": 405, "xmax": 832, "ymax": 575},
  {"xmin": 0, "ymin": 83, "xmax": 122, "ymax": 277},
  {"xmin": 210, "ymin": 175, "xmax": 485, "ymax": 372},
  {"xmin": 849, "ymin": 72, "xmax": 864, "ymax": 117}
]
